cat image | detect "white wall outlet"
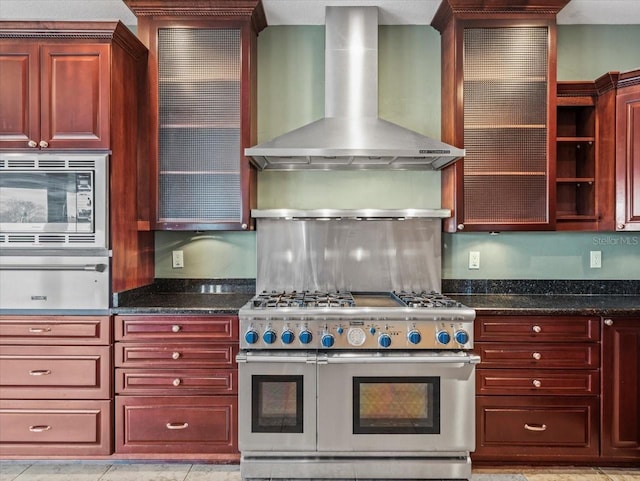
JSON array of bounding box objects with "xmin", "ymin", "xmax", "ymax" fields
[
  {"xmin": 590, "ymin": 250, "xmax": 602, "ymax": 269},
  {"xmin": 172, "ymin": 250, "xmax": 184, "ymax": 269},
  {"xmin": 468, "ymin": 251, "xmax": 480, "ymax": 270}
]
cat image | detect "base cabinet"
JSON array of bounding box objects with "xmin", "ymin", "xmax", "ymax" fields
[
  {"xmin": 114, "ymin": 315, "xmax": 239, "ymax": 460},
  {"xmin": 473, "ymin": 315, "xmax": 601, "ymax": 463},
  {"xmin": 0, "ymin": 316, "xmax": 112, "ymax": 456},
  {"xmin": 601, "ymin": 316, "xmax": 640, "ymax": 461}
]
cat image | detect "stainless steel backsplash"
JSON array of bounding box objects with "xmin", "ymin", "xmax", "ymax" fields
[{"xmin": 256, "ymin": 218, "xmax": 442, "ymax": 293}]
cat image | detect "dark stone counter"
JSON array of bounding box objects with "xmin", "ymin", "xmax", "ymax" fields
[
  {"xmin": 112, "ymin": 278, "xmax": 255, "ymax": 315},
  {"xmin": 448, "ymin": 294, "xmax": 640, "ymax": 316}
]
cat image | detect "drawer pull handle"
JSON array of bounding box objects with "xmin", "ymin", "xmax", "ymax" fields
[
  {"xmin": 166, "ymin": 422, "xmax": 189, "ymax": 430},
  {"xmin": 604, "ymin": 319, "xmax": 614, "ymax": 326},
  {"xmin": 172, "ymin": 325, "xmax": 181, "ymax": 333},
  {"xmin": 29, "ymin": 425, "xmax": 51, "ymax": 432},
  {"xmin": 171, "ymin": 352, "xmax": 181, "ymax": 360},
  {"xmin": 532, "ymin": 352, "xmax": 542, "ymax": 360},
  {"xmin": 532, "ymin": 379, "xmax": 542, "ymax": 388},
  {"xmin": 524, "ymin": 423, "xmax": 547, "ymax": 432},
  {"xmin": 172, "ymin": 378, "xmax": 182, "ymax": 387},
  {"xmin": 29, "ymin": 327, "xmax": 51, "ymax": 333},
  {"xmin": 532, "ymin": 325, "xmax": 542, "ymax": 333},
  {"xmin": 29, "ymin": 370, "xmax": 51, "ymax": 376}
]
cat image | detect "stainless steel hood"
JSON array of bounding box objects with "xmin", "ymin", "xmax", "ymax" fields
[{"xmin": 245, "ymin": 6, "xmax": 465, "ymax": 171}]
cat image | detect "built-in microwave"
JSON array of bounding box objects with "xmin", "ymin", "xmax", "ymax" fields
[{"xmin": 0, "ymin": 153, "xmax": 108, "ymax": 251}]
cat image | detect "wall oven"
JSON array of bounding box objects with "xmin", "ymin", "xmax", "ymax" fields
[{"xmin": 0, "ymin": 153, "xmax": 110, "ymax": 310}]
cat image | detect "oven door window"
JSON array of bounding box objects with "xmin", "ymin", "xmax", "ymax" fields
[
  {"xmin": 0, "ymin": 172, "xmax": 94, "ymax": 233},
  {"xmin": 353, "ymin": 376, "xmax": 440, "ymax": 434},
  {"xmin": 252, "ymin": 375, "xmax": 303, "ymax": 433}
]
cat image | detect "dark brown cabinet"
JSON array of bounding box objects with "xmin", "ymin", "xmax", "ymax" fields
[
  {"xmin": 432, "ymin": 1, "xmax": 570, "ymax": 232},
  {"xmin": 556, "ymin": 75, "xmax": 617, "ymax": 231},
  {"xmin": 615, "ymin": 69, "xmax": 640, "ymax": 231},
  {"xmin": 0, "ymin": 316, "xmax": 112, "ymax": 456},
  {"xmin": 114, "ymin": 315, "xmax": 239, "ymax": 460},
  {"xmin": 601, "ymin": 316, "xmax": 640, "ymax": 461},
  {"xmin": 473, "ymin": 315, "xmax": 601, "ymax": 463},
  {"xmin": 124, "ymin": 0, "xmax": 266, "ymax": 231},
  {"xmin": 0, "ymin": 21, "xmax": 154, "ymax": 293},
  {"xmin": 0, "ymin": 35, "xmax": 109, "ymax": 150}
]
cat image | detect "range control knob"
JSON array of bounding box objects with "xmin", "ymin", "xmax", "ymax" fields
[
  {"xmin": 407, "ymin": 330, "xmax": 422, "ymax": 345},
  {"xmin": 299, "ymin": 330, "xmax": 313, "ymax": 344},
  {"xmin": 281, "ymin": 330, "xmax": 295, "ymax": 344},
  {"xmin": 321, "ymin": 333, "xmax": 335, "ymax": 348},
  {"xmin": 436, "ymin": 330, "xmax": 451, "ymax": 345},
  {"xmin": 378, "ymin": 333, "xmax": 392, "ymax": 348},
  {"xmin": 263, "ymin": 329, "xmax": 277, "ymax": 344},
  {"xmin": 454, "ymin": 330, "xmax": 470, "ymax": 345},
  {"xmin": 336, "ymin": 326, "xmax": 344, "ymax": 335},
  {"xmin": 245, "ymin": 330, "xmax": 259, "ymax": 344},
  {"xmin": 369, "ymin": 326, "xmax": 376, "ymax": 335}
]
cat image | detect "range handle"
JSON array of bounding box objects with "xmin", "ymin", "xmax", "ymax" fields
[
  {"xmin": 236, "ymin": 352, "xmax": 317, "ymax": 364},
  {"xmin": 318, "ymin": 352, "xmax": 481, "ymax": 365}
]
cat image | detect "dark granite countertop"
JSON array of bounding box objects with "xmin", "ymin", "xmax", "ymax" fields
[
  {"xmin": 448, "ymin": 294, "xmax": 640, "ymax": 316},
  {"xmin": 112, "ymin": 279, "xmax": 255, "ymax": 315}
]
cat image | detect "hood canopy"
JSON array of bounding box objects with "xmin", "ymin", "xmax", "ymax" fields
[{"xmin": 245, "ymin": 6, "xmax": 465, "ymax": 171}]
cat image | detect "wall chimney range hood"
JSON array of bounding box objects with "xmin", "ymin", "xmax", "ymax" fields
[{"xmin": 245, "ymin": 6, "xmax": 465, "ymax": 171}]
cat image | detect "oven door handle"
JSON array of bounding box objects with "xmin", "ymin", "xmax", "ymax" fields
[
  {"xmin": 0, "ymin": 263, "xmax": 108, "ymax": 272},
  {"xmin": 236, "ymin": 352, "xmax": 317, "ymax": 364},
  {"xmin": 318, "ymin": 353, "xmax": 481, "ymax": 365}
]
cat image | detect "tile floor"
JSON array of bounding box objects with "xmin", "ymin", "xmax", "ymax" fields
[{"xmin": 0, "ymin": 464, "xmax": 639, "ymax": 481}]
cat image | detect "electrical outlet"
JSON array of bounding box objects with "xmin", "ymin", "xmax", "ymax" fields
[
  {"xmin": 590, "ymin": 250, "xmax": 602, "ymax": 269},
  {"xmin": 468, "ymin": 251, "xmax": 480, "ymax": 270},
  {"xmin": 172, "ymin": 250, "xmax": 184, "ymax": 269}
]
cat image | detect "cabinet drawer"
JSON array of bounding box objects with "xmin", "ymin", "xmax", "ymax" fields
[
  {"xmin": 115, "ymin": 343, "xmax": 238, "ymax": 368},
  {"xmin": 477, "ymin": 369, "xmax": 599, "ymax": 395},
  {"xmin": 0, "ymin": 346, "xmax": 111, "ymax": 399},
  {"xmin": 476, "ymin": 343, "xmax": 599, "ymax": 369},
  {"xmin": 475, "ymin": 396, "xmax": 599, "ymax": 460},
  {"xmin": 0, "ymin": 316, "xmax": 110, "ymax": 345},
  {"xmin": 475, "ymin": 316, "xmax": 600, "ymax": 342},
  {"xmin": 115, "ymin": 368, "xmax": 237, "ymax": 395},
  {"xmin": 115, "ymin": 315, "xmax": 238, "ymax": 342},
  {"xmin": 115, "ymin": 395, "xmax": 237, "ymax": 453},
  {"xmin": 0, "ymin": 399, "xmax": 111, "ymax": 455}
]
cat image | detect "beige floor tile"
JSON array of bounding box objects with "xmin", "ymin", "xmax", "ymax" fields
[
  {"xmin": 12, "ymin": 463, "xmax": 109, "ymax": 481},
  {"xmin": 100, "ymin": 463, "xmax": 190, "ymax": 481},
  {"xmin": 0, "ymin": 463, "xmax": 30, "ymax": 481},
  {"xmin": 184, "ymin": 465, "xmax": 241, "ymax": 481},
  {"xmin": 600, "ymin": 467, "xmax": 640, "ymax": 481},
  {"xmin": 522, "ymin": 467, "xmax": 610, "ymax": 481}
]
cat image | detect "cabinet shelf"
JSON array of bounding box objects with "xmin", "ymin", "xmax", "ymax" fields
[
  {"xmin": 160, "ymin": 123, "xmax": 240, "ymax": 129},
  {"xmin": 557, "ymin": 137, "xmax": 595, "ymax": 143},
  {"xmin": 465, "ymin": 124, "xmax": 546, "ymax": 130},
  {"xmin": 557, "ymin": 177, "xmax": 595, "ymax": 183},
  {"xmin": 466, "ymin": 171, "xmax": 547, "ymax": 177},
  {"xmin": 557, "ymin": 214, "xmax": 598, "ymax": 221}
]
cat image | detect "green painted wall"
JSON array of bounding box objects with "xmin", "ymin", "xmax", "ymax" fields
[{"xmin": 154, "ymin": 24, "xmax": 640, "ymax": 281}]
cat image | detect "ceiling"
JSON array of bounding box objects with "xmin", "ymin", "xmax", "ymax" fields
[{"xmin": 0, "ymin": 0, "xmax": 639, "ymax": 25}]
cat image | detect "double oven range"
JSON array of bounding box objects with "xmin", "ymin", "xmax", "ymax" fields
[{"xmin": 237, "ymin": 210, "xmax": 479, "ymax": 480}]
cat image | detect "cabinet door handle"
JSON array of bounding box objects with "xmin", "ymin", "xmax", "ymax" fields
[
  {"xmin": 27, "ymin": 140, "xmax": 38, "ymax": 148},
  {"xmin": 29, "ymin": 327, "xmax": 52, "ymax": 333},
  {"xmin": 39, "ymin": 140, "xmax": 49, "ymax": 148},
  {"xmin": 29, "ymin": 369, "xmax": 51, "ymax": 376},
  {"xmin": 29, "ymin": 425, "xmax": 52, "ymax": 432},
  {"xmin": 166, "ymin": 422, "xmax": 189, "ymax": 430},
  {"xmin": 532, "ymin": 352, "xmax": 542, "ymax": 360},
  {"xmin": 532, "ymin": 325, "xmax": 542, "ymax": 333},
  {"xmin": 171, "ymin": 352, "xmax": 181, "ymax": 360},
  {"xmin": 524, "ymin": 423, "xmax": 547, "ymax": 432},
  {"xmin": 604, "ymin": 319, "xmax": 614, "ymax": 326}
]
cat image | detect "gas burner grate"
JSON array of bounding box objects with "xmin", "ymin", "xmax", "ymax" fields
[
  {"xmin": 252, "ymin": 290, "xmax": 356, "ymax": 308},
  {"xmin": 395, "ymin": 291, "xmax": 464, "ymax": 308}
]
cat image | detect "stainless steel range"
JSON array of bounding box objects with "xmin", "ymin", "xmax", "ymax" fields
[{"xmin": 237, "ymin": 209, "xmax": 478, "ymax": 481}]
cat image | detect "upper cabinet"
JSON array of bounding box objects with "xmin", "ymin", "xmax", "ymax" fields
[
  {"xmin": 124, "ymin": 0, "xmax": 266, "ymax": 231},
  {"xmin": 432, "ymin": 0, "xmax": 570, "ymax": 232},
  {"xmin": 555, "ymin": 74, "xmax": 617, "ymax": 231},
  {"xmin": 0, "ymin": 32, "xmax": 110, "ymax": 150},
  {"xmin": 615, "ymin": 69, "xmax": 640, "ymax": 231}
]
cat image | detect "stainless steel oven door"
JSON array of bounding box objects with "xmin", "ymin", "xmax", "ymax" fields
[
  {"xmin": 316, "ymin": 351, "xmax": 479, "ymax": 454},
  {"xmin": 237, "ymin": 351, "xmax": 317, "ymax": 452}
]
